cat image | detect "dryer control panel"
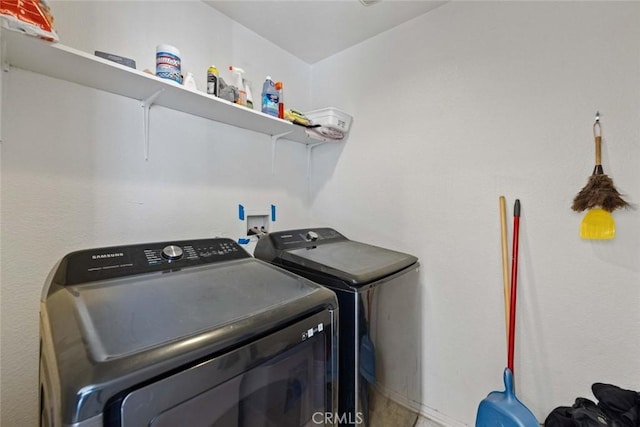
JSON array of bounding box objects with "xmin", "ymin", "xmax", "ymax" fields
[
  {"xmin": 253, "ymin": 227, "xmax": 350, "ymax": 263},
  {"xmin": 261, "ymin": 228, "xmax": 347, "ymax": 250},
  {"xmin": 58, "ymin": 238, "xmax": 250, "ymax": 285}
]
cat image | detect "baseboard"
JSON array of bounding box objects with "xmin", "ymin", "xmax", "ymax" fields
[{"xmin": 373, "ymin": 383, "xmax": 468, "ymax": 427}]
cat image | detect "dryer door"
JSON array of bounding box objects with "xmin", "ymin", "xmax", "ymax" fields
[{"xmin": 116, "ymin": 310, "xmax": 336, "ymax": 427}]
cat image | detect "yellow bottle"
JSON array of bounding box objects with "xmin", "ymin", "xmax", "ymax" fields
[{"xmin": 207, "ymin": 65, "xmax": 219, "ymax": 96}]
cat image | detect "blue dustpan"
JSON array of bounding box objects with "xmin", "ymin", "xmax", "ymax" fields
[{"xmin": 476, "ymin": 368, "xmax": 539, "ymax": 427}]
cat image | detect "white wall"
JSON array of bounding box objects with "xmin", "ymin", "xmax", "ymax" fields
[
  {"xmin": 310, "ymin": 1, "xmax": 640, "ymax": 425},
  {"xmin": 3, "ymin": 2, "xmax": 640, "ymax": 426},
  {"xmin": 0, "ymin": 2, "xmax": 313, "ymax": 425}
]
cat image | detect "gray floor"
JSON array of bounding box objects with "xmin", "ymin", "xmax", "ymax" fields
[{"xmin": 369, "ymin": 387, "xmax": 444, "ymax": 427}]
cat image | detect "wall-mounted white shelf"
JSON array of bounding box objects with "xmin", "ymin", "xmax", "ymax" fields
[{"xmin": 1, "ymin": 29, "xmax": 331, "ymax": 147}]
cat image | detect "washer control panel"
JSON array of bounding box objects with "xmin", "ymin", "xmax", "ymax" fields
[{"xmin": 61, "ymin": 238, "xmax": 249, "ymax": 285}]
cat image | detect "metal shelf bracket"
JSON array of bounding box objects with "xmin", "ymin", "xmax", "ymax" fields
[
  {"xmin": 270, "ymin": 131, "xmax": 293, "ymax": 174},
  {"xmin": 141, "ymin": 89, "xmax": 164, "ymax": 161},
  {"xmin": 305, "ymin": 142, "xmax": 326, "ymax": 201}
]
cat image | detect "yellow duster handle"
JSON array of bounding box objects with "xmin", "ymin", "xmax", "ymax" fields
[
  {"xmin": 595, "ymin": 135, "xmax": 602, "ymax": 166},
  {"xmin": 594, "ymin": 117, "xmax": 603, "ymax": 172},
  {"xmin": 499, "ymin": 196, "xmax": 510, "ymax": 345}
]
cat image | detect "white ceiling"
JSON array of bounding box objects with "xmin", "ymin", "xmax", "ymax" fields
[{"xmin": 203, "ymin": 1, "xmax": 447, "ymax": 64}]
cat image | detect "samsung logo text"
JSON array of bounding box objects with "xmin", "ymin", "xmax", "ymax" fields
[{"xmin": 92, "ymin": 253, "xmax": 124, "ymax": 260}]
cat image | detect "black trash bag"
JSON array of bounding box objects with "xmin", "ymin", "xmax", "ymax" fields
[
  {"xmin": 572, "ymin": 406, "xmax": 613, "ymax": 427},
  {"xmin": 545, "ymin": 384, "xmax": 640, "ymax": 427},
  {"xmin": 545, "ymin": 406, "xmax": 575, "ymax": 427},
  {"xmin": 545, "ymin": 398, "xmax": 613, "ymax": 427},
  {"xmin": 619, "ymin": 406, "xmax": 640, "ymax": 427},
  {"xmin": 573, "ymin": 398, "xmax": 613, "ymax": 427},
  {"xmin": 592, "ymin": 383, "xmax": 640, "ymax": 422}
]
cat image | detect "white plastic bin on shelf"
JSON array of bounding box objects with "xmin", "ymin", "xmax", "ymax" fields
[{"xmin": 305, "ymin": 107, "xmax": 353, "ymax": 133}]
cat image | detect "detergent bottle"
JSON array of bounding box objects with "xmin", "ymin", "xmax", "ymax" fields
[
  {"xmin": 229, "ymin": 66, "xmax": 247, "ymax": 106},
  {"xmin": 275, "ymin": 81, "xmax": 284, "ymax": 119},
  {"xmin": 261, "ymin": 76, "xmax": 279, "ymax": 117}
]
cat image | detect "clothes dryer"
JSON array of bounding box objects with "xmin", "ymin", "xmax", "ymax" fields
[{"xmin": 39, "ymin": 238, "xmax": 338, "ymax": 427}]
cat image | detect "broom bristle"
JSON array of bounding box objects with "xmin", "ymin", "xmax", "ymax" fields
[{"xmin": 572, "ymin": 174, "xmax": 631, "ymax": 212}]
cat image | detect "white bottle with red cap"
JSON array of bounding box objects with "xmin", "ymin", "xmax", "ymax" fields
[{"xmin": 229, "ymin": 66, "xmax": 247, "ymax": 106}]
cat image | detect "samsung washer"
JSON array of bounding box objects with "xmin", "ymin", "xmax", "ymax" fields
[{"xmin": 255, "ymin": 228, "xmax": 419, "ymax": 426}]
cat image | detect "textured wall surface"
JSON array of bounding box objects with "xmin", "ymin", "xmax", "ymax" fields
[
  {"xmin": 2, "ymin": 1, "xmax": 639, "ymax": 427},
  {"xmin": 0, "ymin": 2, "xmax": 313, "ymax": 425},
  {"xmin": 309, "ymin": 2, "xmax": 640, "ymax": 425}
]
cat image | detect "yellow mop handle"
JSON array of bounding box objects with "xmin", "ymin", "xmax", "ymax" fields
[{"xmin": 500, "ymin": 196, "xmax": 511, "ymax": 346}]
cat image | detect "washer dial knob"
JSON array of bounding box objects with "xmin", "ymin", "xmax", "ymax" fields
[
  {"xmin": 162, "ymin": 245, "xmax": 183, "ymax": 261},
  {"xmin": 306, "ymin": 231, "xmax": 319, "ymax": 241}
]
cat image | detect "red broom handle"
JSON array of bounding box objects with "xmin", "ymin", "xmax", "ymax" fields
[{"xmin": 507, "ymin": 199, "xmax": 521, "ymax": 373}]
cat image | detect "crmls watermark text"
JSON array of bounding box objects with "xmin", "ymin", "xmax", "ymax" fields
[{"xmin": 312, "ymin": 412, "xmax": 364, "ymax": 425}]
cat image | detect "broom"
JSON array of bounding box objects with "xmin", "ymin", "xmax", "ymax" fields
[{"xmin": 572, "ymin": 113, "xmax": 630, "ymax": 213}]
